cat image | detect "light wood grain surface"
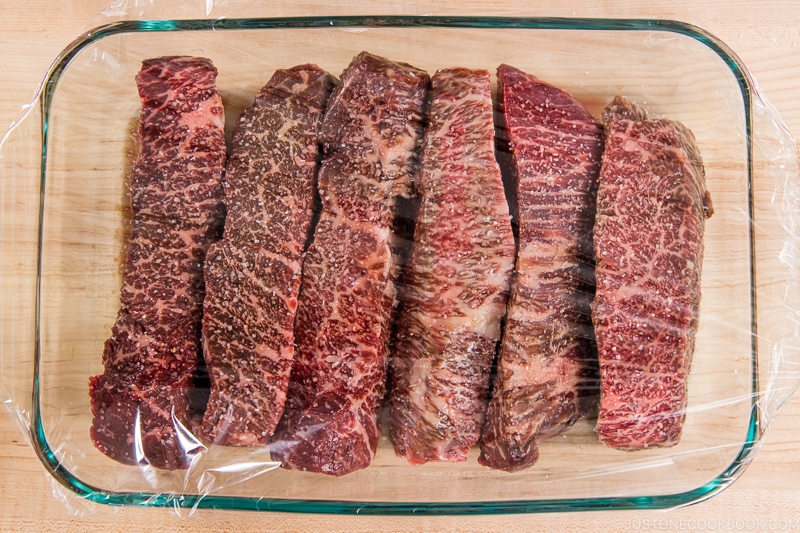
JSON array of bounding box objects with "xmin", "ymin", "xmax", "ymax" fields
[{"xmin": 1, "ymin": 1, "xmax": 799, "ymax": 531}]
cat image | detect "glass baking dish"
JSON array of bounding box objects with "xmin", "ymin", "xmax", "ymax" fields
[{"xmin": 1, "ymin": 16, "xmax": 799, "ymax": 515}]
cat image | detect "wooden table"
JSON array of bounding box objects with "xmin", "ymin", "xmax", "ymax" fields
[{"xmin": 1, "ymin": 1, "xmax": 798, "ymax": 531}]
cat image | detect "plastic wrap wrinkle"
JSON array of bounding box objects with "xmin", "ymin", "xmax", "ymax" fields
[
  {"xmin": 0, "ymin": 108, "xmax": 41, "ymax": 444},
  {"xmin": 98, "ymin": 0, "xmax": 230, "ymax": 21},
  {"xmin": 752, "ymin": 94, "xmax": 800, "ymax": 424},
  {"xmin": 2, "ymin": 8, "xmax": 800, "ymax": 516},
  {"xmin": 195, "ymin": 461, "xmax": 282, "ymax": 505}
]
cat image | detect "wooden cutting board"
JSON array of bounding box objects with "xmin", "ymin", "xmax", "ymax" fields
[{"xmin": 1, "ymin": 1, "xmax": 799, "ymax": 531}]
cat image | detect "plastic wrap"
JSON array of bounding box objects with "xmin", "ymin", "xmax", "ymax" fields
[{"xmin": 1, "ymin": 3, "xmax": 799, "ymax": 516}]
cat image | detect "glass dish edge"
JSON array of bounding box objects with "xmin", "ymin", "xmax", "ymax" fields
[{"xmin": 29, "ymin": 15, "xmax": 759, "ymax": 515}]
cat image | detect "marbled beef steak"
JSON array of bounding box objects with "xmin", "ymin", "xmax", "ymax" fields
[
  {"xmin": 479, "ymin": 65, "xmax": 604, "ymax": 472},
  {"xmin": 90, "ymin": 56, "xmax": 226, "ymax": 470},
  {"xmin": 200, "ymin": 65, "xmax": 334, "ymax": 446},
  {"xmin": 270, "ymin": 52, "xmax": 429, "ymax": 476},
  {"xmin": 389, "ymin": 68, "xmax": 515, "ymax": 465},
  {"xmin": 592, "ymin": 96, "xmax": 713, "ymax": 450}
]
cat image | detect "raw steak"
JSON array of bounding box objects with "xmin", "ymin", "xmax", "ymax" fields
[
  {"xmin": 593, "ymin": 96, "xmax": 712, "ymax": 449},
  {"xmin": 89, "ymin": 56, "xmax": 225, "ymax": 470},
  {"xmin": 200, "ymin": 65, "xmax": 334, "ymax": 446},
  {"xmin": 479, "ymin": 65, "xmax": 604, "ymax": 472},
  {"xmin": 270, "ymin": 52, "xmax": 429, "ymax": 476},
  {"xmin": 388, "ymin": 68, "xmax": 515, "ymax": 465}
]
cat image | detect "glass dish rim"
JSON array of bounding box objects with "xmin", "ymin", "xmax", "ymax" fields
[{"xmin": 29, "ymin": 15, "xmax": 759, "ymax": 515}]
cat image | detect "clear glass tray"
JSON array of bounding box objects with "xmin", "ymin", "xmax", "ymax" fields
[{"xmin": 1, "ymin": 16, "xmax": 799, "ymax": 514}]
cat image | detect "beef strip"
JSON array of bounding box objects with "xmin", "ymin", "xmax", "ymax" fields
[
  {"xmin": 89, "ymin": 56, "xmax": 226, "ymax": 469},
  {"xmin": 479, "ymin": 65, "xmax": 604, "ymax": 472},
  {"xmin": 388, "ymin": 68, "xmax": 515, "ymax": 465},
  {"xmin": 270, "ymin": 52, "xmax": 429, "ymax": 476},
  {"xmin": 200, "ymin": 65, "xmax": 335, "ymax": 446},
  {"xmin": 592, "ymin": 96, "xmax": 713, "ymax": 449}
]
